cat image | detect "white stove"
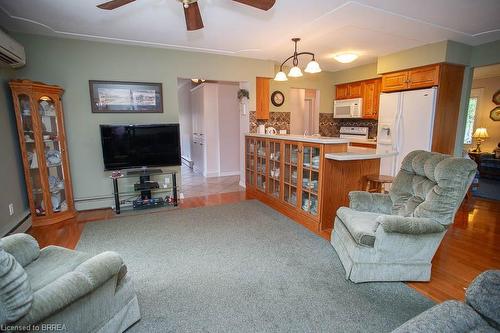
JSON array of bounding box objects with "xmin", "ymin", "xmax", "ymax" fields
[{"xmin": 339, "ymin": 126, "xmax": 369, "ymax": 140}]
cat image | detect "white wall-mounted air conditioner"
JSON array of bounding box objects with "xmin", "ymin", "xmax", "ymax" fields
[{"xmin": 0, "ymin": 29, "xmax": 25, "ymax": 68}]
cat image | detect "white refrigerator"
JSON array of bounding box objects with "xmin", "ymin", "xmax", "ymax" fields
[{"xmin": 376, "ymin": 87, "xmax": 437, "ymax": 176}]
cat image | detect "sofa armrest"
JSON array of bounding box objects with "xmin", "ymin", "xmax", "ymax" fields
[
  {"xmin": 349, "ymin": 191, "xmax": 392, "ymax": 214},
  {"xmin": 378, "ymin": 215, "xmax": 446, "ymax": 235},
  {"xmin": 0, "ymin": 234, "xmax": 40, "ymax": 267},
  {"xmin": 16, "ymin": 251, "xmax": 124, "ymax": 325}
]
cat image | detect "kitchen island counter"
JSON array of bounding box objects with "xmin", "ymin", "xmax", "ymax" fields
[
  {"xmin": 326, "ymin": 147, "xmax": 397, "ymax": 161},
  {"xmin": 246, "ymin": 133, "xmax": 349, "ymax": 144}
]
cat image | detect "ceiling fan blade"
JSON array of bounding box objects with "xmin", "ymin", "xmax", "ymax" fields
[
  {"xmin": 184, "ymin": 2, "xmax": 204, "ymax": 31},
  {"xmin": 232, "ymin": 0, "xmax": 275, "ymax": 11},
  {"xmin": 97, "ymin": 0, "xmax": 136, "ymax": 10}
]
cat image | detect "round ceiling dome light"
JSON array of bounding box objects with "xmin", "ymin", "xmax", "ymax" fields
[{"xmin": 333, "ymin": 53, "xmax": 359, "ymax": 64}]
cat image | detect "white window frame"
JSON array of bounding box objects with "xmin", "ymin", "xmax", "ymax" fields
[{"xmin": 464, "ymin": 88, "xmax": 483, "ymax": 145}]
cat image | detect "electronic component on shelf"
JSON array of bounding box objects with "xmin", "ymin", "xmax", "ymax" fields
[
  {"xmin": 132, "ymin": 197, "xmax": 165, "ymax": 210},
  {"xmin": 134, "ymin": 181, "xmax": 160, "ymax": 191}
]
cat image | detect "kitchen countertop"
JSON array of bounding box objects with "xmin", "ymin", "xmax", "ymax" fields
[
  {"xmin": 348, "ymin": 137, "xmax": 377, "ymax": 144},
  {"xmin": 325, "ymin": 147, "xmax": 397, "ymax": 161},
  {"xmin": 246, "ymin": 133, "xmax": 349, "ymax": 144}
]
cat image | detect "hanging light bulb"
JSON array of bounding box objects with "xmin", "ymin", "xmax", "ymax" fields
[
  {"xmin": 304, "ymin": 59, "xmax": 321, "ymax": 73},
  {"xmin": 274, "ymin": 71, "xmax": 288, "ymax": 81},
  {"xmin": 288, "ymin": 66, "xmax": 303, "ymax": 78},
  {"xmin": 274, "ymin": 38, "xmax": 320, "ymax": 80}
]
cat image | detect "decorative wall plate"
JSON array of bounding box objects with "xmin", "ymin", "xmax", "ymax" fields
[
  {"xmin": 493, "ymin": 90, "xmax": 500, "ymax": 105},
  {"xmin": 271, "ymin": 90, "xmax": 285, "ymax": 107},
  {"xmin": 490, "ymin": 106, "xmax": 500, "ymax": 121}
]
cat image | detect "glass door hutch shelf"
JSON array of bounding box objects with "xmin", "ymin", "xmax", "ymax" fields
[{"xmin": 10, "ymin": 80, "xmax": 76, "ymax": 226}]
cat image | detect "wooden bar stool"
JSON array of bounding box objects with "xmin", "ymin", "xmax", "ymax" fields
[{"xmin": 365, "ymin": 174, "xmax": 394, "ymax": 193}]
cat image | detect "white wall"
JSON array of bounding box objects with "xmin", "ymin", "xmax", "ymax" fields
[
  {"xmin": 177, "ymin": 79, "xmax": 192, "ymax": 161},
  {"xmin": 14, "ymin": 33, "xmax": 274, "ymax": 210},
  {"xmin": 217, "ymin": 82, "xmax": 240, "ymax": 176}
]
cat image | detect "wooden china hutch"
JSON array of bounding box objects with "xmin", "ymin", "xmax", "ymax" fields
[
  {"xmin": 245, "ymin": 134, "xmax": 380, "ymax": 233},
  {"xmin": 10, "ymin": 80, "xmax": 76, "ymax": 226}
]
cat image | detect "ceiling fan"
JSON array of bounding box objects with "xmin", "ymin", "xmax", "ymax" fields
[{"xmin": 96, "ymin": 0, "xmax": 276, "ymax": 31}]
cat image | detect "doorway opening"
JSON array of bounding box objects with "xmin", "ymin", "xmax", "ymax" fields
[
  {"xmin": 289, "ymin": 88, "xmax": 320, "ymax": 135},
  {"xmin": 463, "ymin": 63, "xmax": 500, "ymax": 201},
  {"xmin": 177, "ymin": 78, "xmax": 245, "ymax": 198}
]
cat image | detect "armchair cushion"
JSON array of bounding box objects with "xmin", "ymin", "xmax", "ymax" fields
[
  {"xmin": 25, "ymin": 246, "xmax": 91, "ymax": 292},
  {"xmin": 0, "ymin": 247, "xmax": 33, "ymax": 325},
  {"xmin": 465, "ymin": 270, "xmax": 500, "ymax": 330},
  {"xmin": 389, "ymin": 151, "xmax": 477, "ymax": 225},
  {"xmin": 336, "ymin": 207, "xmax": 385, "ymax": 247},
  {"xmin": 348, "ymin": 191, "xmax": 393, "ymax": 214},
  {"xmin": 0, "ymin": 234, "xmax": 40, "ymax": 267},
  {"xmin": 378, "ymin": 215, "xmax": 446, "ymax": 235},
  {"xmin": 18, "ymin": 251, "xmax": 124, "ymax": 325}
]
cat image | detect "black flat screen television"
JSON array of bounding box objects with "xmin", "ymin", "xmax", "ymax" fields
[{"xmin": 100, "ymin": 124, "xmax": 181, "ymax": 170}]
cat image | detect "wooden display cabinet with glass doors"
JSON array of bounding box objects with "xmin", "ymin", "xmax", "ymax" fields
[
  {"xmin": 10, "ymin": 80, "xmax": 76, "ymax": 226},
  {"xmin": 245, "ymin": 135, "xmax": 346, "ymax": 233}
]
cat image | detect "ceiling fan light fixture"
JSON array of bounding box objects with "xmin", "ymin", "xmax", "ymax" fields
[
  {"xmin": 274, "ymin": 71, "xmax": 288, "ymax": 81},
  {"xmin": 288, "ymin": 66, "xmax": 303, "ymax": 78},
  {"xmin": 304, "ymin": 60, "xmax": 321, "ymax": 74},
  {"xmin": 333, "ymin": 53, "xmax": 359, "ymax": 64}
]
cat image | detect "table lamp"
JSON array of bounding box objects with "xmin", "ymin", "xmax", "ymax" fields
[{"xmin": 472, "ymin": 127, "xmax": 489, "ymax": 152}]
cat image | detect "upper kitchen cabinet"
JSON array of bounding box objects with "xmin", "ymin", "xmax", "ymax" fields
[
  {"xmin": 335, "ymin": 84, "xmax": 349, "ymax": 100},
  {"xmin": 256, "ymin": 77, "xmax": 270, "ymax": 120},
  {"xmin": 361, "ymin": 78, "xmax": 381, "ymax": 119},
  {"xmin": 335, "ymin": 78, "xmax": 381, "ymax": 119},
  {"xmin": 335, "ymin": 81, "xmax": 362, "ymax": 100},
  {"xmin": 381, "ymin": 64, "xmax": 440, "ymax": 92},
  {"xmin": 381, "ymin": 63, "xmax": 465, "ymax": 154}
]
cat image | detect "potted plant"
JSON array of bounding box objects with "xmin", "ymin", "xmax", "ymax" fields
[{"xmin": 237, "ymin": 89, "xmax": 249, "ymax": 115}]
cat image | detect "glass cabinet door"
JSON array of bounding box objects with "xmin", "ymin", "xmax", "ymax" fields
[
  {"xmin": 268, "ymin": 140, "xmax": 281, "ymax": 199},
  {"xmin": 18, "ymin": 94, "xmax": 46, "ymax": 216},
  {"xmin": 301, "ymin": 145, "xmax": 321, "ymax": 216},
  {"xmin": 37, "ymin": 96, "xmax": 68, "ymax": 214},
  {"xmin": 283, "ymin": 142, "xmax": 299, "ymax": 207},
  {"xmin": 256, "ymin": 139, "xmax": 267, "ymax": 192},
  {"xmin": 245, "ymin": 138, "xmax": 256, "ymax": 187}
]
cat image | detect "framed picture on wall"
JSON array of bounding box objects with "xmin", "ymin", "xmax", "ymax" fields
[{"xmin": 89, "ymin": 80, "xmax": 163, "ymax": 113}]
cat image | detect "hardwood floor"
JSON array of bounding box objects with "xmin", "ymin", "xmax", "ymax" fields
[{"xmin": 28, "ymin": 192, "xmax": 499, "ymax": 304}]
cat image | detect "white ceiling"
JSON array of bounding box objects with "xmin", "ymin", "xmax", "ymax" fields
[
  {"xmin": 0, "ymin": 0, "xmax": 499, "ymax": 72},
  {"xmin": 473, "ymin": 63, "xmax": 500, "ymax": 79}
]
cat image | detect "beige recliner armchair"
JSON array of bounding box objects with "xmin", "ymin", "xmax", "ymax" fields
[
  {"xmin": 0, "ymin": 233, "xmax": 140, "ymax": 332},
  {"xmin": 331, "ymin": 150, "xmax": 477, "ymax": 283}
]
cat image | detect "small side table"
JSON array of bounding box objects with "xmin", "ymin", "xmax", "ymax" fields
[
  {"xmin": 468, "ymin": 151, "xmax": 482, "ymax": 165},
  {"xmin": 365, "ymin": 174, "xmax": 394, "ymax": 193}
]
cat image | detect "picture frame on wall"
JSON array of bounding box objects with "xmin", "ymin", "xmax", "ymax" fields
[{"xmin": 89, "ymin": 80, "xmax": 163, "ymax": 113}]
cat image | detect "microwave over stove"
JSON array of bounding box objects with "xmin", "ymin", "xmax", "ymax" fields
[{"xmin": 333, "ymin": 98, "xmax": 363, "ymax": 118}]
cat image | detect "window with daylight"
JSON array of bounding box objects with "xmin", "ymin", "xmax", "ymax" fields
[{"xmin": 463, "ymin": 89, "xmax": 482, "ymax": 145}]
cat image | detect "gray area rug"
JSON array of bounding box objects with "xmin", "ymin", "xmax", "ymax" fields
[{"xmin": 77, "ymin": 200, "xmax": 434, "ymax": 332}]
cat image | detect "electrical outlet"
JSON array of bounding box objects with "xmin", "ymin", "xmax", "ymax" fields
[
  {"xmin": 165, "ymin": 176, "xmax": 171, "ymax": 185},
  {"xmin": 8, "ymin": 203, "xmax": 14, "ymax": 216}
]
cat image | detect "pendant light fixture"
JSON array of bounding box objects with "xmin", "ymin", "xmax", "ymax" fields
[{"xmin": 274, "ymin": 38, "xmax": 322, "ymax": 81}]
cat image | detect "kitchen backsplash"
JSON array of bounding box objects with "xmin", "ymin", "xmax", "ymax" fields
[
  {"xmin": 249, "ymin": 111, "xmax": 290, "ymax": 133},
  {"xmin": 319, "ymin": 114, "xmax": 378, "ymax": 139},
  {"xmin": 250, "ymin": 111, "xmax": 378, "ymax": 139}
]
